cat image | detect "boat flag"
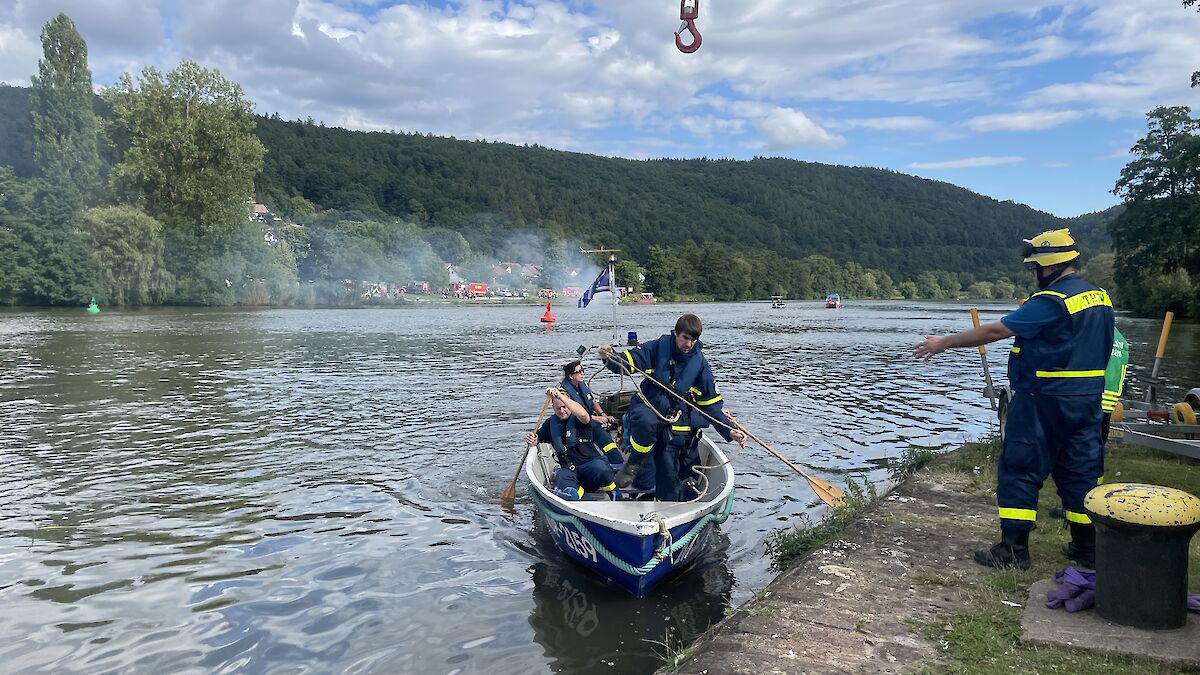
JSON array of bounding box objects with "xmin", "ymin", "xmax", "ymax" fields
[{"xmin": 578, "ymin": 265, "xmax": 612, "ymax": 308}]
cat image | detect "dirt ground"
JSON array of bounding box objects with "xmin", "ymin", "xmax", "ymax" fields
[{"xmin": 667, "ymin": 459, "xmax": 997, "ymax": 674}]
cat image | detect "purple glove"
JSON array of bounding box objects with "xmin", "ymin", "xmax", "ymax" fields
[
  {"xmin": 1065, "ymin": 588, "xmax": 1095, "ymax": 613},
  {"xmin": 1046, "ymin": 567, "xmax": 1097, "ymax": 611}
]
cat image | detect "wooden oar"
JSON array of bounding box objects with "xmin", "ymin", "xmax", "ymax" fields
[
  {"xmin": 729, "ymin": 416, "xmax": 845, "ymax": 507},
  {"xmin": 500, "ymin": 393, "xmax": 552, "ymax": 502},
  {"xmin": 599, "ymin": 349, "xmax": 845, "ymax": 508}
]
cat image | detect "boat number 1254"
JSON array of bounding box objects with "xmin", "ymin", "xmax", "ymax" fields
[{"xmin": 552, "ymin": 520, "xmax": 597, "ymax": 563}]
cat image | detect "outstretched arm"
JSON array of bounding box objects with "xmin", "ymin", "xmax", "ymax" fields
[{"xmin": 914, "ymin": 321, "xmax": 1013, "ymax": 359}]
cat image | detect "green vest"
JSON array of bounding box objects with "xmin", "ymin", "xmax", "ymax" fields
[{"xmin": 1102, "ymin": 328, "xmax": 1129, "ymax": 413}]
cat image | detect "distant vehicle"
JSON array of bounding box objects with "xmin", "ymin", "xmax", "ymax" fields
[
  {"xmin": 468, "ymin": 282, "xmax": 489, "ymax": 297},
  {"xmin": 825, "ymin": 293, "xmax": 842, "ymax": 309}
]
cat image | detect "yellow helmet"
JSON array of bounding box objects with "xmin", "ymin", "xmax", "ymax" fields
[{"xmin": 1021, "ymin": 228, "xmax": 1079, "ymax": 267}]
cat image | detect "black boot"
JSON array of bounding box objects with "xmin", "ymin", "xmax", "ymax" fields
[
  {"xmin": 1061, "ymin": 522, "xmax": 1096, "ymax": 568},
  {"xmin": 1048, "ymin": 505, "xmax": 1065, "ymax": 520},
  {"xmin": 614, "ymin": 452, "xmax": 647, "ymax": 488},
  {"xmin": 973, "ymin": 528, "xmax": 1031, "ymax": 570}
]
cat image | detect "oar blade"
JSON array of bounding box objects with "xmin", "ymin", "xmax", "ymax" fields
[{"xmin": 806, "ymin": 475, "xmax": 845, "ymax": 508}]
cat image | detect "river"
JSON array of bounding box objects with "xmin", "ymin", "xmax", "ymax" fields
[{"xmin": 1, "ymin": 301, "xmax": 1195, "ymax": 674}]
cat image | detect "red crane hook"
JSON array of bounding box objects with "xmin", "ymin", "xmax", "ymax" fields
[{"xmin": 675, "ymin": 0, "xmax": 702, "ymax": 53}]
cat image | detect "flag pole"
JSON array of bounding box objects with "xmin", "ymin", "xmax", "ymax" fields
[
  {"xmin": 609, "ymin": 253, "xmax": 617, "ymax": 343},
  {"xmin": 580, "ymin": 247, "xmax": 622, "ymax": 343}
]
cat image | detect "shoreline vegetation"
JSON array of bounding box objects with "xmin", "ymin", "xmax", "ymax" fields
[{"xmin": 663, "ymin": 436, "xmax": 1200, "ymax": 673}]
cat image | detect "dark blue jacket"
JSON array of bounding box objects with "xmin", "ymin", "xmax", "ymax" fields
[
  {"xmin": 1007, "ymin": 275, "xmax": 1114, "ymax": 395},
  {"xmin": 605, "ymin": 332, "xmax": 736, "ymax": 441}
]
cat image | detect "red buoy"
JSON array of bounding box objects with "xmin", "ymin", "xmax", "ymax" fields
[{"xmin": 540, "ymin": 302, "xmax": 556, "ymax": 323}]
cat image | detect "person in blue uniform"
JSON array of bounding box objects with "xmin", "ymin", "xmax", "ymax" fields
[
  {"xmin": 914, "ymin": 229, "xmax": 1114, "ymax": 569},
  {"xmin": 526, "ymin": 388, "xmax": 619, "ymax": 501},
  {"xmin": 559, "ymin": 360, "xmax": 621, "ymax": 463},
  {"xmin": 598, "ymin": 314, "xmax": 746, "ymax": 501}
]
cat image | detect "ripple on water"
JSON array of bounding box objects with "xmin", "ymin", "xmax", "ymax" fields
[{"xmin": 1, "ymin": 304, "xmax": 1194, "ymax": 673}]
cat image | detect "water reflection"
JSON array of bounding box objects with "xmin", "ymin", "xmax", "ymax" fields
[{"xmin": 528, "ymin": 522, "xmax": 733, "ymax": 675}]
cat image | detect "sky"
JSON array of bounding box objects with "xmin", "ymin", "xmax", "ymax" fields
[{"xmin": 2, "ymin": 1, "xmax": 1199, "ymax": 218}]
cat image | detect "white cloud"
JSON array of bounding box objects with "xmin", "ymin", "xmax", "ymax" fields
[
  {"xmin": 755, "ymin": 107, "xmax": 844, "ymax": 150},
  {"xmin": 909, "ymin": 156, "xmax": 1024, "ymax": 169},
  {"xmin": 965, "ymin": 110, "xmax": 1083, "ymax": 132},
  {"xmin": 0, "ymin": 23, "xmax": 39, "ymax": 85},
  {"xmin": 996, "ymin": 35, "xmax": 1077, "ymax": 68},
  {"xmin": 837, "ymin": 116, "xmax": 938, "ymax": 132}
]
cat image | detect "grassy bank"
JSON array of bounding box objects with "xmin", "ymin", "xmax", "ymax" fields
[{"xmin": 924, "ymin": 436, "xmax": 1200, "ymax": 674}]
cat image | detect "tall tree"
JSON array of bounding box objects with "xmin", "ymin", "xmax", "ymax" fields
[
  {"xmin": 105, "ymin": 61, "xmax": 265, "ymax": 256},
  {"xmin": 29, "ymin": 13, "xmax": 101, "ymax": 216},
  {"xmin": 1111, "ymin": 107, "xmax": 1200, "ymax": 277}
]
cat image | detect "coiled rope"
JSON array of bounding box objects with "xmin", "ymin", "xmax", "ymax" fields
[{"xmin": 530, "ymin": 489, "xmax": 735, "ymax": 576}]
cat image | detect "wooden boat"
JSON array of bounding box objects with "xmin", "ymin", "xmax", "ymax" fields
[
  {"xmin": 825, "ymin": 293, "xmax": 842, "ymax": 309},
  {"xmin": 525, "ymin": 436, "xmax": 734, "ymax": 597}
]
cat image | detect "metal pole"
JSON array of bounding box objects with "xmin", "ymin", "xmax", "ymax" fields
[{"xmin": 971, "ymin": 308, "xmax": 997, "ymax": 410}]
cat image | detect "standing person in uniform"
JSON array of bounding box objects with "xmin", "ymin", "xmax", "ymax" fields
[
  {"xmin": 527, "ymin": 388, "xmax": 619, "ymax": 501},
  {"xmin": 914, "ymin": 229, "xmax": 1114, "ymax": 570},
  {"xmin": 1050, "ymin": 326, "xmax": 1128, "ymax": 541},
  {"xmin": 598, "ymin": 314, "xmax": 746, "ymax": 501}
]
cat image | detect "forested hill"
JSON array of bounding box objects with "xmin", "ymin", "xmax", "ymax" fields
[
  {"xmin": 0, "ymin": 84, "xmax": 1114, "ymax": 282},
  {"xmin": 252, "ymin": 116, "xmax": 1096, "ymax": 281}
]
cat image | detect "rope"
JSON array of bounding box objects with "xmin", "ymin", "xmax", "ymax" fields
[{"xmin": 530, "ymin": 489, "xmax": 734, "ymax": 577}]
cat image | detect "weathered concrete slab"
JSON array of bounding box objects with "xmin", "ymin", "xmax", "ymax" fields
[
  {"xmin": 668, "ymin": 468, "xmax": 998, "ymax": 674},
  {"xmin": 1021, "ymin": 578, "xmax": 1200, "ymax": 666}
]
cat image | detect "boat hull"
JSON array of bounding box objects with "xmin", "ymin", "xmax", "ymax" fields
[{"xmin": 526, "ymin": 438, "xmax": 734, "ymax": 597}]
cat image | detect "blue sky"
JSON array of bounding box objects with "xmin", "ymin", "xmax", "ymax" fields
[{"xmin": 2, "ymin": 0, "xmax": 1199, "ymax": 217}]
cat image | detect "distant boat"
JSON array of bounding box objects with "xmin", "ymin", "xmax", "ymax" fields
[
  {"xmin": 770, "ymin": 295, "xmax": 785, "ymax": 309},
  {"xmin": 636, "ymin": 292, "xmax": 657, "ymax": 304},
  {"xmin": 86, "ymin": 297, "xmax": 100, "ymax": 314},
  {"xmin": 825, "ymin": 293, "xmax": 841, "ymax": 309}
]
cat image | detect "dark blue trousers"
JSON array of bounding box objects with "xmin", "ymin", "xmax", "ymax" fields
[{"xmin": 998, "ymin": 392, "xmax": 1103, "ymax": 531}]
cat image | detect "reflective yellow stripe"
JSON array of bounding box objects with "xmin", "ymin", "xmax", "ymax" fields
[
  {"xmin": 1065, "ymin": 510, "xmax": 1092, "ymax": 525},
  {"xmin": 623, "ymin": 351, "xmax": 635, "ymax": 369},
  {"xmin": 671, "ymin": 425, "xmax": 692, "ymax": 432},
  {"xmin": 630, "ymin": 437, "xmax": 653, "ymax": 453},
  {"xmin": 1031, "ymin": 290, "xmax": 1067, "ymax": 299},
  {"xmin": 1035, "ymin": 370, "xmax": 1104, "ymax": 378},
  {"xmin": 1064, "ymin": 290, "xmax": 1112, "ymax": 315},
  {"xmin": 998, "ymin": 507, "xmax": 1037, "ymax": 521},
  {"xmin": 1010, "ymin": 346, "xmax": 1020, "ymax": 354},
  {"xmin": 603, "ymin": 442, "xmax": 618, "ymax": 452},
  {"xmin": 695, "ymin": 395, "xmax": 722, "ymax": 406},
  {"xmin": 644, "ymin": 368, "xmax": 654, "ymax": 374},
  {"xmin": 689, "ymin": 387, "xmax": 702, "ymax": 396},
  {"xmin": 1097, "ymin": 476, "xmax": 1105, "ymax": 485},
  {"xmin": 599, "ymin": 483, "xmax": 616, "ymax": 492}
]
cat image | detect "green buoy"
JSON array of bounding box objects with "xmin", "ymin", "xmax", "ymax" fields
[{"xmin": 86, "ymin": 297, "xmax": 100, "ymax": 314}]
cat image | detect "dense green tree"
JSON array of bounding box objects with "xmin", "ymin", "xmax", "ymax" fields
[
  {"xmin": 105, "ymin": 61, "xmax": 265, "ymax": 254},
  {"xmin": 77, "ymin": 205, "xmax": 174, "ymax": 305},
  {"xmin": 29, "ymin": 13, "xmax": 101, "ymax": 217},
  {"xmin": 0, "ymin": 168, "xmax": 37, "ymax": 304},
  {"xmin": 1111, "ymin": 106, "xmax": 1200, "ymax": 316},
  {"xmin": 613, "ymin": 258, "xmax": 646, "ymax": 296}
]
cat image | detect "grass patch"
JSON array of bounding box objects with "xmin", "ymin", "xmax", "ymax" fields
[
  {"xmin": 765, "ymin": 477, "xmax": 877, "ymax": 572},
  {"xmin": 645, "ymin": 631, "xmax": 693, "ymax": 672},
  {"xmin": 889, "ymin": 445, "xmax": 940, "ymax": 482},
  {"xmin": 922, "ymin": 436, "xmax": 1200, "ymax": 673}
]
